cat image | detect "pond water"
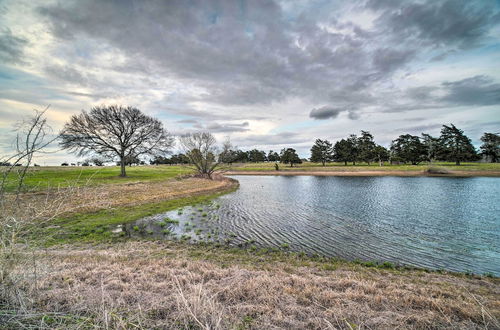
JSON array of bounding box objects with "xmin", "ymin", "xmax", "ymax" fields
[{"xmin": 126, "ymin": 175, "xmax": 500, "ymax": 275}]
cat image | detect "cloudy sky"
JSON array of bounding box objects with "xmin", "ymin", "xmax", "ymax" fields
[{"xmin": 1, "ymin": 0, "xmax": 499, "ymax": 164}]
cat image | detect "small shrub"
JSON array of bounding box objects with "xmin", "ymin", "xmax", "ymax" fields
[
  {"xmin": 133, "ymin": 225, "xmax": 139, "ymax": 231},
  {"xmin": 425, "ymin": 166, "xmax": 450, "ymax": 174}
]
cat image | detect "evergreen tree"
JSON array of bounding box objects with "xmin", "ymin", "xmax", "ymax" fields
[
  {"xmin": 267, "ymin": 150, "xmax": 280, "ymax": 162},
  {"xmin": 357, "ymin": 131, "xmax": 376, "ymax": 165},
  {"xmin": 346, "ymin": 134, "xmax": 359, "ymax": 165},
  {"xmin": 421, "ymin": 133, "xmax": 440, "ymax": 163},
  {"xmin": 333, "ymin": 139, "xmax": 352, "ymax": 165},
  {"xmin": 390, "ymin": 134, "xmax": 428, "ymax": 165},
  {"xmin": 280, "ymin": 148, "xmax": 302, "ymax": 167},
  {"xmin": 310, "ymin": 139, "xmax": 333, "ymax": 166},
  {"xmin": 479, "ymin": 132, "xmax": 500, "ymax": 163},
  {"xmin": 437, "ymin": 124, "xmax": 477, "ymax": 165},
  {"xmin": 248, "ymin": 149, "xmax": 267, "ymax": 162},
  {"xmin": 373, "ymin": 145, "xmax": 389, "ymax": 166}
]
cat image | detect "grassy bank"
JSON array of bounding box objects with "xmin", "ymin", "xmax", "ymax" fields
[
  {"xmin": 0, "ymin": 165, "xmax": 193, "ymax": 192},
  {"xmin": 226, "ymin": 161, "xmax": 500, "ymax": 176}
]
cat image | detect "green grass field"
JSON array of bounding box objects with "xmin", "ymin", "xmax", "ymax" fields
[
  {"xmin": 2, "ymin": 162, "xmax": 500, "ymax": 192},
  {"xmin": 228, "ymin": 161, "xmax": 500, "ymax": 172},
  {"xmin": 1, "ymin": 165, "xmax": 193, "ymax": 192}
]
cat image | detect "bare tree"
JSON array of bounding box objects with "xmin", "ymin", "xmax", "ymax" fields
[
  {"xmin": 60, "ymin": 105, "xmax": 173, "ymax": 177},
  {"xmin": 180, "ymin": 132, "xmax": 220, "ymax": 179},
  {"xmin": 0, "ymin": 106, "xmax": 57, "ymax": 200}
]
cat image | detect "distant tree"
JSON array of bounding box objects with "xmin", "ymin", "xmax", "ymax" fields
[
  {"xmin": 60, "ymin": 105, "xmax": 173, "ymax": 177},
  {"xmin": 346, "ymin": 134, "xmax": 359, "ymax": 165},
  {"xmin": 61, "ymin": 162, "xmax": 69, "ymax": 166},
  {"xmin": 180, "ymin": 132, "xmax": 220, "ymax": 179},
  {"xmin": 86, "ymin": 156, "xmax": 106, "ymax": 166},
  {"xmin": 218, "ymin": 138, "xmax": 237, "ymax": 164},
  {"xmin": 437, "ymin": 124, "xmax": 477, "ymax": 165},
  {"xmin": 0, "ymin": 162, "xmax": 12, "ymax": 166},
  {"xmin": 480, "ymin": 132, "xmax": 500, "ymax": 163},
  {"xmin": 170, "ymin": 153, "xmax": 190, "ymax": 164},
  {"xmin": 421, "ymin": 133, "xmax": 440, "ymax": 163},
  {"xmin": 333, "ymin": 139, "xmax": 351, "ymax": 165},
  {"xmin": 267, "ymin": 150, "xmax": 280, "ymax": 162},
  {"xmin": 280, "ymin": 148, "xmax": 302, "ymax": 167},
  {"xmin": 248, "ymin": 149, "xmax": 267, "ymax": 162},
  {"xmin": 81, "ymin": 161, "xmax": 90, "ymax": 166},
  {"xmin": 310, "ymin": 139, "xmax": 333, "ymax": 166},
  {"xmin": 357, "ymin": 131, "xmax": 376, "ymax": 165},
  {"xmin": 373, "ymin": 145, "xmax": 390, "ymax": 166},
  {"xmin": 234, "ymin": 150, "xmax": 249, "ymax": 163},
  {"xmin": 120, "ymin": 155, "xmax": 141, "ymax": 167},
  {"xmin": 390, "ymin": 134, "xmax": 428, "ymax": 165}
]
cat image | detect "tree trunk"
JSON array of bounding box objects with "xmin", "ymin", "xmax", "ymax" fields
[
  {"xmin": 290, "ymin": 162, "xmax": 293, "ymax": 167},
  {"xmin": 344, "ymin": 161, "xmax": 347, "ymax": 166},
  {"xmin": 322, "ymin": 160, "xmax": 325, "ymax": 166},
  {"xmin": 120, "ymin": 157, "xmax": 126, "ymax": 177},
  {"xmin": 456, "ymin": 160, "xmax": 460, "ymax": 165}
]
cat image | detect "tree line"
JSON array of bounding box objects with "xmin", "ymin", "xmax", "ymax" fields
[
  {"xmin": 52, "ymin": 105, "xmax": 499, "ymax": 178},
  {"xmin": 310, "ymin": 125, "xmax": 499, "ymax": 166}
]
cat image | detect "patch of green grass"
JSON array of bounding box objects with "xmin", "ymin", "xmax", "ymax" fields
[
  {"xmin": 32, "ymin": 188, "xmax": 236, "ymax": 246},
  {"xmin": 1, "ymin": 165, "xmax": 193, "ymax": 192},
  {"xmin": 229, "ymin": 161, "xmax": 500, "ymax": 174},
  {"xmin": 201, "ymin": 212, "xmax": 208, "ymax": 217}
]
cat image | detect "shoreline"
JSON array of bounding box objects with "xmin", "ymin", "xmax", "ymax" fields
[{"xmin": 224, "ymin": 169, "xmax": 500, "ymax": 177}]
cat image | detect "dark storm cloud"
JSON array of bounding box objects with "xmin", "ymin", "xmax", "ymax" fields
[
  {"xmin": 367, "ymin": 0, "xmax": 500, "ymax": 49},
  {"xmin": 309, "ymin": 106, "xmax": 345, "ymax": 120},
  {"xmin": 0, "ymin": 29, "xmax": 27, "ymax": 64},
  {"xmin": 34, "ymin": 0, "xmax": 500, "ymax": 120},
  {"xmin": 441, "ymin": 76, "xmax": 500, "ymax": 106}
]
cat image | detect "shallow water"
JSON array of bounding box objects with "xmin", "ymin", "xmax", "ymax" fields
[{"xmin": 127, "ymin": 175, "xmax": 500, "ymax": 275}]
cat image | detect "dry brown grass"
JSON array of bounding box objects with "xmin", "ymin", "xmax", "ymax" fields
[
  {"xmin": 3, "ymin": 176, "xmax": 236, "ymax": 218},
  {"xmin": 5, "ymin": 241, "xmax": 499, "ymax": 329}
]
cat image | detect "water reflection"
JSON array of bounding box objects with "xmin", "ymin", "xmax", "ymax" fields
[{"xmin": 128, "ymin": 176, "xmax": 500, "ymax": 275}]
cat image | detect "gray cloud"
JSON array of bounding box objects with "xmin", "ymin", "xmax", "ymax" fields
[
  {"xmin": 368, "ymin": 0, "xmax": 500, "ymax": 49},
  {"xmin": 203, "ymin": 121, "xmax": 250, "ymax": 133},
  {"xmin": 441, "ymin": 75, "xmax": 500, "ymax": 106},
  {"xmin": 310, "ymin": 106, "xmax": 359, "ymax": 120},
  {"xmin": 35, "ymin": 0, "xmax": 500, "ymax": 118},
  {"xmin": 0, "ymin": 29, "xmax": 27, "ymax": 64},
  {"xmin": 176, "ymin": 119, "xmax": 198, "ymax": 124},
  {"xmin": 309, "ymin": 106, "xmax": 344, "ymax": 120},
  {"xmin": 44, "ymin": 64, "xmax": 94, "ymax": 86}
]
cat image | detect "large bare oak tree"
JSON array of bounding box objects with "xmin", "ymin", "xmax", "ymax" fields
[{"xmin": 60, "ymin": 105, "xmax": 173, "ymax": 177}]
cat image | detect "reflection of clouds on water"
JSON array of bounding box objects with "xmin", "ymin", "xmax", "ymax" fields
[{"xmin": 131, "ymin": 176, "xmax": 500, "ymax": 275}]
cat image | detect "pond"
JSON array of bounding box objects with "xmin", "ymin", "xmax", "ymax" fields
[{"xmin": 126, "ymin": 175, "xmax": 500, "ymax": 275}]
